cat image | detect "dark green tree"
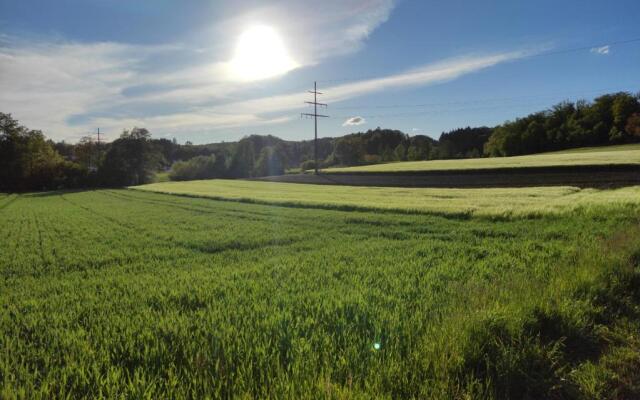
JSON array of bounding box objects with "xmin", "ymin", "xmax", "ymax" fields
[
  {"xmin": 228, "ymin": 138, "xmax": 256, "ymax": 178},
  {"xmin": 0, "ymin": 113, "xmax": 79, "ymax": 191},
  {"xmin": 393, "ymin": 143, "xmax": 406, "ymax": 161},
  {"xmin": 99, "ymin": 128, "xmax": 163, "ymax": 186},
  {"xmin": 332, "ymin": 136, "xmax": 364, "ymax": 165},
  {"xmin": 169, "ymin": 154, "xmax": 226, "ymax": 181},
  {"xmin": 254, "ymin": 146, "xmax": 285, "ymax": 177}
]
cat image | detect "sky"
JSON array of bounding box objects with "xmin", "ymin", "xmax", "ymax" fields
[{"xmin": 1, "ymin": 0, "xmax": 639, "ymax": 144}]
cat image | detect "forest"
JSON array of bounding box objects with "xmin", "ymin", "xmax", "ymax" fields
[{"xmin": 1, "ymin": 91, "xmax": 639, "ymax": 191}]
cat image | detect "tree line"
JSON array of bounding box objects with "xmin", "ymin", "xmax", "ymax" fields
[
  {"xmin": 2, "ymin": 91, "xmax": 639, "ymax": 191},
  {"xmin": 485, "ymin": 92, "xmax": 640, "ymax": 156}
]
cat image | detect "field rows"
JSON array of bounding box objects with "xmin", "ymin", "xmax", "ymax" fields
[
  {"xmin": 1, "ymin": 189, "xmax": 639, "ymax": 398},
  {"xmin": 136, "ymin": 180, "xmax": 640, "ymax": 217}
]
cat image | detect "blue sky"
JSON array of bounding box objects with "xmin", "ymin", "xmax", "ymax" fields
[{"xmin": 1, "ymin": 0, "xmax": 639, "ymax": 143}]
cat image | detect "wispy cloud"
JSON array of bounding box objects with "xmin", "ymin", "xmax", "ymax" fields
[
  {"xmin": 0, "ymin": 39, "xmax": 152, "ymax": 139},
  {"xmin": 0, "ymin": 1, "xmax": 398, "ymax": 142},
  {"xmin": 591, "ymin": 45, "xmax": 610, "ymax": 55},
  {"xmin": 217, "ymin": 49, "xmax": 533, "ymax": 116},
  {"xmin": 343, "ymin": 116, "xmax": 366, "ymax": 126},
  {"xmin": 0, "ymin": 31, "xmax": 535, "ymax": 143}
]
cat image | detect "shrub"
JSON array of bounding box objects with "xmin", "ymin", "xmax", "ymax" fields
[{"xmin": 300, "ymin": 159, "xmax": 316, "ymax": 173}]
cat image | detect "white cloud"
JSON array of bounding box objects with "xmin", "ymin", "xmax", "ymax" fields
[
  {"xmin": 343, "ymin": 116, "xmax": 366, "ymax": 126},
  {"xmin": 0, "ymin": 40, "xmax": 151, "ymax": 140},
  {"xmin": 0, "ymin": 16, "xmax": 536, "ymax": 144},
  {"xmin": 591, "ymin": 45, "xmax": 610, "ymax": 55},
  {"xmin": 216, "ymin": 49, "xmax": 532, "ymax": 116},
  {"xmin": 0, "ymin": 1, "xmax": 398, "ymax": 142},
  {"xmin": 0, "ymin": 38, "xmax": 292, "ymax": 141}
]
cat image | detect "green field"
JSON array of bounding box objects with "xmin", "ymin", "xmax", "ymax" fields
[
  {"xmin": 324, "ymin": 143, "xmax": 640, "ymax": 173},
  {"xmin": 2, "ymin": 187, "xmax": 640, "ymax": 399},
  {"xmin": 136, "ymin": 179, "xmax": 640, "ymax": 217}
]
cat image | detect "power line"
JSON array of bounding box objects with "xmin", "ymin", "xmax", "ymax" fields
[
  {"xmin": 333, "ymin": 101, "xmax": 554, "ymax": 120},
  {"xmin": 301, "ymin": 82, "xmax": 328, "ymax": 174},
  {"xmin": 87, "ymin": 128, "xmax": 104, "ymax": 171}
]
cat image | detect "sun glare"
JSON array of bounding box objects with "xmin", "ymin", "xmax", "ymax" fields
[{"xmin": 229, "ymin": 25, "xmax": 298, "ymax": 81}]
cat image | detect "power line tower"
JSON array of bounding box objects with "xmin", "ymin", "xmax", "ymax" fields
[
  {"xmin": 87, "ymin": 128, "xmax": 103, "ymax": 147},
  {"xmin": 88, "ymin": 128, "xmax": 104, "ymax": 172},
  {"xmin": 301, "ymin": 81, "xmax": 328, "ymax": 174}
]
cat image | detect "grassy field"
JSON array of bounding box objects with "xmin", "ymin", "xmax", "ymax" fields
[
  {"xmin": 1, "ymin": 188, "xmax": 640, "ymax": 398},
  {"xmin": 324, "ymin": 143, "xmax": 640, "ymax": 173},
  {"xmin": 136, "ymin": 179, "xmax": 640, "ymax": 217}
]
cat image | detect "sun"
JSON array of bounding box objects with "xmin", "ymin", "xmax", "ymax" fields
[{"xmin": 229, "ymin": 25, "xmax": 298, "ymax": 81}]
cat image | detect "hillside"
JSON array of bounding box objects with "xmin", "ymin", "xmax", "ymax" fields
[{"xmin": 323, "ymin": 143, "xmax": 640, "ymax": 173}]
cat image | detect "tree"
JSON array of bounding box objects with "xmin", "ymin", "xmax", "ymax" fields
[
  {"xmin": 228, "ymin": 138, "xmax": 256, "ymax": 178},
  {"xmin": 393, "ymin": 144, "xmax": 406, "ymax": 161},
  {"xmin": 254, "ymin": 146, "xmax": 285, "ymax": 177},
  {"xmin": 522, "ymin": 119, "xmax": 546, "ymax": 153},
  {"xmin": 605, "ymin": 93, "xmax": 640, "ymax": 142},
  {"xmin": 408, "ymin": 135, "xmax": 434, "ymax": 160},
  {"xmin": 406, "ymin": 145, "xmax": 420, "ymax": 161},
  {"xmin": 99, "ymin": 127, "xmax": 163, "ymax": 186},
  {"xmin": 300, "ymin": 159, "xmax": 316, "ymax": 173},
  {"xmin": 626, "ymin": 113, "xmax": 640, "ymax": 137},
  {"xmin": 74, "ymin": 136, "xmax": 100, "ymax": 170},
  {"xmin": 484, "ymin": 92, "xmax": 640, "ymax": 156},
  {"xmin": 332, "ymin": 136, "xmax": 364, "ymax": 165},
  {"xmin": 169, "ymin": 154, "xmax": 225, "ymax": 181},
  {"xmin": 438, "ymin": 127, "xmax": 492, "ymax": 158},
  {"xmin": 0, "ymin": 113, "xmax": 80, "ymax": 191}
]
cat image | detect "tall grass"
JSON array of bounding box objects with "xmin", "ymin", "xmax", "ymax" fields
[
  {"xmin": 1, "ymin": 190, "xmax": 639, "ymax": 398},
  {"xmin": 135, "ymin": 180, "xmax": 640, "ymax": 218}
]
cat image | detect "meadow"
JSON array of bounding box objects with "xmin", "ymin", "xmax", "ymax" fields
[
  {"xmin": 136, "ymin": 179, "xmax": 640, "ymax": 217},
  {"xmin": 324, "ymin": 143, "xmax": 640, "ymax": 173},
  {"xmin": 1, "ymin": 187, "xmax": 640, "ymax": 399}
]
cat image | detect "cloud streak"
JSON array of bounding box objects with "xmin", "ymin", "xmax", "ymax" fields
[
  {"xmin": 0, "ymin": 33, "xmax": 534, "ymax": 142},
  {"xmin": 217, "ymin": 49, "xmax": 532, "ymax": 116},
  {"xmin": 0, "ymin": 1, "xmax": 398, "ymax": 142}
]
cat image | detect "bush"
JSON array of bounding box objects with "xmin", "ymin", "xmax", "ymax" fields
[{"xmin": 300, "ymin": 160, "xmax": 316, "ymax": 173}]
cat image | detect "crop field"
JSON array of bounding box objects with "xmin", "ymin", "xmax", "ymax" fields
[
  {"xmin": 324, "ymin": 143, "xmax": 640, "ymax": 173},
  {"xmin": 136, "ymin": 179, "xmax": 640, "ymax": 217},
  {"xmin": 2, "ymin": 188, "xmax": 640, "ymax": 399}
]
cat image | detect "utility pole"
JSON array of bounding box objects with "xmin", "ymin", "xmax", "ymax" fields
[
  {"xmin": 89, "ymin": 128, "xmax": 103, "ymax": 146},
  {"xmin": 89, "ymin": 128, "xmax": 103, "ymax": 172},
  {"xmin": 302, "ymin": 82, "xmax": 328, "ymax": 174}
]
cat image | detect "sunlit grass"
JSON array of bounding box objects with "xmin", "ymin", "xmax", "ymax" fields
[
  {"xmin": 324, "ymin": 143, "xmax": 640, "ymax": 172},
  {"xmin": 2, "ymin": 190, "xmax": 639, "ymax": 398},
  {"xmin": 135, "ymin": 180, "xmax": 640, "ymax": 217}
]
